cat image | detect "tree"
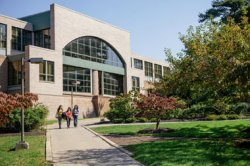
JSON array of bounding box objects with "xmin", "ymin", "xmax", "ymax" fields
[
  {"xmin": 134, "ymin": 94, "xmax": 179, "ymax": 129},
  {"xmin": 158, "ymin": 17, "xmax": 250, "ymax": 107},
  {"xmin": 199, "ymin": 0, "xmax": 250, "ymax": 24},
  {"xmin": 0, "ymin": 92, "xmax": 38, "ymax": 126}
]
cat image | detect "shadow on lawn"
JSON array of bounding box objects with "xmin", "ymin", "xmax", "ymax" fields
[
  {"xmin": 125, "ymin": 140, "xmax": 250, "ymax": 166},
  {"xmin": 151, "ymin": 124, "xmax": 250, "ymax": 139}
]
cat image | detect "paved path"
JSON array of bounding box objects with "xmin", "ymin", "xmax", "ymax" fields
[{"xmin": 47, "ymin": 118, "xmax": 142, "ymax": 166}]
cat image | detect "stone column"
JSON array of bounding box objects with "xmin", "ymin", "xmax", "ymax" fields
[{"xmin": 92, "ymin": 70, "xmax": 99, "ymax": 96}]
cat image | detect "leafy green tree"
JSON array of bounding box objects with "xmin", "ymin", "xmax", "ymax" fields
[
  {"xmin": 158, "ymin": 17, "xmax": 250, "ymax": 106},
  {"xmin": 199, "ymin": 0, "xmax": 250, "ymax": 24}
]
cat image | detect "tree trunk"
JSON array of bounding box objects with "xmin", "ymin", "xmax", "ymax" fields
[{"xmin": 156, "ymin": 119, "xmax": 160, "ymax": 130}]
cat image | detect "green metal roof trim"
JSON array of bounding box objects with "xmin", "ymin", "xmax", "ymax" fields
[
  {"xmin": 20, "ymin": 11, "xmax": 50, "ymax": 31},
  {"xmin": 63, "ymin": 56, "xmax": 125, "ymax": 75}
]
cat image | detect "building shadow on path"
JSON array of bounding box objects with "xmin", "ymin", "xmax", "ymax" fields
[{"xmin": 53, "ymin": 148, "xmax": 141, "ymax": 166}]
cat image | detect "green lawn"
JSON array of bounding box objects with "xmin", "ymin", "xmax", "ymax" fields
[
  {"xmin": 92, "ymin": 120, "xmax": 250, "ymax": 138},
  {"xmin": 125, "ymin": 140, "xmax": 250, "ymax": 166},
  {"xmin": 0, "ymin": 135, "xmax": 46, "ymax": 166},
  {"xmin": 45, "ymin": 119, "xmax": 58, "ymax": 125},
  {"xmin": 92, "ymin": 120, "xmax": 250, "ymax": 166}
]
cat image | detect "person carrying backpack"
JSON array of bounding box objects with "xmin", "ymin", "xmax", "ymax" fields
[
  {"xmin": 72, "ymin": 105, "xmax": 79, "ymax": 127},
  {"xmin": 56, "ymin": 105, "xmax": 64, "ymax": 129}
]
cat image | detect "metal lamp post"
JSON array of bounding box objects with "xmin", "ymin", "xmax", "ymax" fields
[
  {"xmin": 16, "ymin": 57, "xmax": 43, "ymax": 150},
  {"xmin": 71, "ymin": 80, "xmax": 80, "ymax": 108}
]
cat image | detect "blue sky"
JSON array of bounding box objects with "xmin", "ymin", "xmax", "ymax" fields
[{"xmin": 0, "ymin": 0, "xmax": 213, "ymax": 60}]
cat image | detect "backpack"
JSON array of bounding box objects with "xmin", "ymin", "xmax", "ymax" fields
[{"xmin": 62, "ymin": 112, "xmax": 67, "ymax": 120}]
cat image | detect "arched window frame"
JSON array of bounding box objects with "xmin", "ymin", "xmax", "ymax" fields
[{"xmin": 63, "ymin": 36, "xmax": 125, "ymax": 68}]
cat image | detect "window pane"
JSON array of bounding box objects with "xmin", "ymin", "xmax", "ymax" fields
[
  {"xmin": 103, "ymin": 72, "xmax": 123, "ymax": 96},
  {"xmin": 63, "ymin": 37, "xmax": 124, "ymax": 68},
  {"xmin": 63, "ymin": 65, "xmax": 91, "ymax": 93},
  {"xmin": 132, "ymin": 76, "xmax": 140, "ymax": 91},
  {"xmin": 154, "ymin": 64, "xmax": 162, "ymax": 79},
  {"xmin": 134, "ymin": 58, "xmax": 143, "ymax": 70},
  {"xmin": 39, "ymin": 61, "xmax": 54, "ymax": 82},
  {"xmin": 0, "ymin": 23, "xmax": 7, "ymax": 51}
]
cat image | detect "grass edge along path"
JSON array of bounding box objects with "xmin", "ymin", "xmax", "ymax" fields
[
  {"xmin": 0, "ymin": 135, "xmax": 46, "ymax": 166},
  {"xmin": 92, "ymin": 119, "xmax": 250, "ymax": 139}
]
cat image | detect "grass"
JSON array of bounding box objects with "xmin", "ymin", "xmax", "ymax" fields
[
  {"xmin": 125, "ymin": 140, "xmax": 250, "ymax": 166},
  {"xmin": 45, "ymin": 119, "xmax": 58, "ymax": 125},
  {"xmin": 92, "ymin": 120, "xmax": 250, "ymax": 138},
  {"xmin": 92, "ymin": 120, "xmax": 250, "ymax": 165},
  {"xmin": 0, "ymin": 135, "xmax": 46, "ymax": 166}
]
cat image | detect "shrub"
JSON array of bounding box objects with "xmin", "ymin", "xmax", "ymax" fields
[
  {"xmin": 104, "ymin": 91, "xmax": 139, "ymax": 123},
  {"xmin": 207, "ymin": 114, "xmax": 218, "ymax": 121},
  {"xmin": 0, "ymin": 92, "xmax": 38, "ymax": 126},
  {"xmin": 113, "ymin": 118, "xmax": 124, "ymax": 123},
  {"xmin": 217, "ymin": 114, "xmax": 227, "ymax": 120},
  {"xmin": 0, "ymin": 103, "xmax": 49, "ymax": 132},
  {"xmin": 136, "ymin": 117, "xmax": 148, "ymax": 123},
  {"xmin": 104, "ymin": 109, "xmax": 136, "ymax": 122},
  {"xmin": 230, "ymin": 102, "xmax": 250, "ymax": 115},
  {"xmin": 125, "ymin": 118, "xmax": 136, "ymax": 123},
  {"xmin": 163, "ymin": 108, "xmax": 185, "ymax": 119},
  {"xmin": 150, "ymin": 118, "xmax": 158, "ymax": 122},
  {"xmin": 227, "ymin": 114, "xmax": 241, "ymax": 120}
]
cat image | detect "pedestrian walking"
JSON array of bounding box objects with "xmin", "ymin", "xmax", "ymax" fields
[
  {"xmin": 66, "ymin": 107, "xmax": 72, "ymax": 128},
  {"xmin": 72, "ymin": 105, "xmax": 79, "ymax": 127},
  {"xmin": 56, "ymin": 105, "xmax": 63, "ymax": 129}
]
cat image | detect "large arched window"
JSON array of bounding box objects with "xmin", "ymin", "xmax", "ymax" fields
[{"xmin": 63, "ymin": 36, "xmax": 124, "ymax": 68}]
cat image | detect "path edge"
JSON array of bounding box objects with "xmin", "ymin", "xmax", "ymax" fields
[
  {"xmin": 46, "ymin": 126, "xmax": 53, "ymax": 165},
  {"xmin": 83, "ymin": 125, "xmax": 133, "ymax": 156}
]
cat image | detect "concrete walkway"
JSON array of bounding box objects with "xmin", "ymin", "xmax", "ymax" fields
[{"xmin": 47, "ymin": 118, "xmax": 142, "ymax": 166}]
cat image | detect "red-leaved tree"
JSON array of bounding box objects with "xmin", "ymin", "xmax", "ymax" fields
[
  {"xmin": 135, "ymin": 94, "xmax": 180, "ymax": 129},
  {"xmin": 0, "ymin": 92, "xmax": 38, "ymax": 126}
]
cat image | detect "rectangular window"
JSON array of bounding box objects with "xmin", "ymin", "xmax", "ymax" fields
[
  {"xmin": 63, "ymin": 65, "xmax": 91, "ymax": 93},
  {"xmin": 144, "ymin": 61, "xmax": 153, "ymax": 78},
  {"xmin": 134, "ymin": 58, "xmax": 143, "ymax": 70},
  {"xmin": 132, "ymin": 76, "xmax": 140, "ymax": 91},
  {"xmin": 154, "ymin": 64, "xmax": 162, "ymax": 79},
  {"xmin": 12, "ymin": 27, "xmax": 22, "ymax": 51},
  {"xmin": 11, "ymin": 27, "xmax": 32, "ymax": 51},
  {"xmin": 39, "ymin": 61, "xmax": 54, "ymax": 82},
  {"xmin": 22, "ymin": 29, "xmax": 32, "ymax": 51},
  {"xmin": 8, "ymin": 61, "xmax": 21, "ymax": 86},
  {"xmin": 103, "ymin": 72, "xmax": 123, "ymax": 96},
  {"xmin": 0, "ymin": 23, "xmax": 7, "ymax": 50},
  {"xmin": 34, "ymin": 29, "xmax": 50, "ymax": 49},
  {"xmin": 163, "ymin": 66, "xmax": 170, "ymax": 77}
]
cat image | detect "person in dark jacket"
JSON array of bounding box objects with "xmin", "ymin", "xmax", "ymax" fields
[{"xmin": 72, "ymin": 105, "xmax": 79, "ymax": 127}]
